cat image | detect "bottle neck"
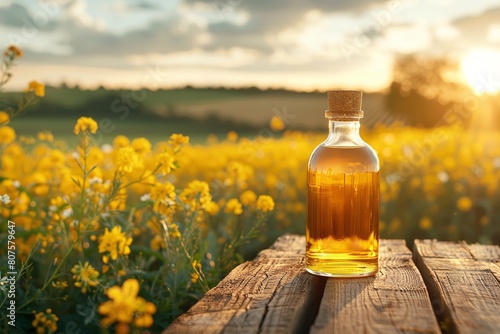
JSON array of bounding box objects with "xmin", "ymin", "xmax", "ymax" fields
[{"xmin": 324, "ymin": 119, "xmax": 364, "ymax": 147}]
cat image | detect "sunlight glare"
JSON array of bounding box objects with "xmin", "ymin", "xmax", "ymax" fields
[{"xmin": 461, "ymin": 49, "xmax": 500, "ymax": 95}]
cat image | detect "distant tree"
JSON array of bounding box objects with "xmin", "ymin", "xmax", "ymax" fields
[
  {"xmin": 246, "ymin": 86, "xmax": 262, "ymax": 92},
  {"xmin": 58, "ymin": 82, "xmax": 69, "ymax": 89},
  {"xmin": 386, "ymin": 55, "xmax": 474, "ymax": 127}
]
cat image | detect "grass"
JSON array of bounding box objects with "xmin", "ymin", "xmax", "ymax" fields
[{"xmin": 10, "ymin": 116, "xmax": 260, "ymax": 146}]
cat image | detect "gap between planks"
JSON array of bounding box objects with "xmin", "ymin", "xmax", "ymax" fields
[
  {"xmin": 310, "ymin": 239, "xmax": 440, "ymax": 334},
  {"xmin": 164, "ymin": 235, "xmax": 441, "ymax": 334},
  {"xmin": 413, "ymin": 239, "xmax": 500, "ymax": 334}
]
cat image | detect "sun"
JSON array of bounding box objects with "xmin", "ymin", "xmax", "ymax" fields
[{"xmin": 461, "ymin": 49, "xmax": 500, "ymax": 95}]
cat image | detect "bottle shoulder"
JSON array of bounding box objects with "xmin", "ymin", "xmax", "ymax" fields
[{"xmin": 308, "ymin": 143, "xmax": 379, "ymax": 173}]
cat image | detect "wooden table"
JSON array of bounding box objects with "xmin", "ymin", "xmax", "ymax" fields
[{"xmin": 164, "ymin": 235, "xmax": 500, "ymax": 334}]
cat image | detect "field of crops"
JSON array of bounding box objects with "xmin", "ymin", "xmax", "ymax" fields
[
  {"xmin": 1, "ymin": 112, "xmax": 499, "ymax": 332},
  {"xmin": 177, "ymin": 125, "xmax": 500, "ymax": 246}
]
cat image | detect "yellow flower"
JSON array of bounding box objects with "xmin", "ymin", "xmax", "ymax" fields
[
  {"xmin": 26, "ymin": 172, "xmax": 49, "ymax": 196},
  {"xmin": 71, "ymin": 261, "xmax": 99, "ymax": 293},
  {"xmin": 131, "ymin": 137, "xmax": 151, "ymax": 154},
  {"xmin": 457, "ymin": 196, "xmax": 473, "ymax": 212},
  {"xmin": 113, "ymin": 135, "xmax": 130, "ymax": 148},
  {"xmin": 156, "ymin": 152, "xmax": 176, "ymax": 174},
  {"xmin": 150, "ymin": 182, "xmax": 176, "ymax": 201},
  {"xmin": 192, "ymin": 260, "xmax": 201, "ymax": 269},
  {"xmin": 5, "ymin": 45, "xmax": 22, "ymax": 58},
  {"xmin": 169, "ymin": 133, "xmax": 189, "ymax": 148},
  {"xmin": 150, "ymin": 234, "xmax": 165, "ymax": 251},
  {"xmin": 0, "ymin": 111, "xmax": 10, "ymax": 124},
  {"xmin": 74, "ymin": 117, "xmax": 98, "ymax": 135},
  {"xmin": 179, "ymin": 180, "xmax": 212, "ymax": 209},
  {"xmin": 32, "ymin": 309, "xmax": 58, "ymax": 334},
  {"xmin": 149, "ymin": 182, "xmax": 176, "ymax": 214},
  {"xmin": 191, "ymin": 272, "xmax": 199, "ymax": 283},
  {"xmin": 270, "ymin": 116, "xmax": 285, "ymax": 131},
  {"xmin": 227, "ymin": 131, "xmax": 238, "ymax": 142},
  {"xmin": 134, "ymin": 297, "xmax": 158, "ymax": 328},
  {"xmin": 206, "ymin": 134, "xmax": 218, "ymax": 144},
  {"xmin": 418, "ymin": 217, "xmax": 432, "ymax": 231},
  {"xmin": 98, "ymin": 278, "xmax": 156, "ymax": 329},
  {"xmin": 168, "ymin": 223, "xmax": 181, "ymax": 238},
  {"xmin": 116, "ymin": 146, "xmax": 139, "ymax": 173},
  {"xmin": 240, "ymin": 190, "xmax": 257, "ymax": 206},
  {"xmin": 35, "ymin": 131, "xmax": 54, "ymax": 142},
  {"xmin": 27, "ymin": 80, "xmax": 45, "ymax": 97},
  {"xmin": 256, "ymin": 195, "xmax": 275, "ymax": 212},
  {"xmin": 0, "ymin": 126, "xmax": 15, "ymax": 144},
  {"xmin": 99, "ymin": 226, "xmax": 133, "ymax": 261},
  {"xmin": 205, "ymin": 201, "xmax": 220, "ymax": 216},
  {"xmin": 225, "ymin": 198, "xmax": 243, "ymax": 215},
  {"xmin": 51, "ymin": 281, "xmax": 68, "ymax": 289}
]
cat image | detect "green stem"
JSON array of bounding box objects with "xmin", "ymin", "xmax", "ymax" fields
[{"xmin": 179, "ymin": 237, "xmax": 210, "ymax": 292}]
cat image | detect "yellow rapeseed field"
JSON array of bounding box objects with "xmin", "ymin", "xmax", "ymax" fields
[{"xmin": 179, "ymin": 125, "xmax": 500, "ymax": 245}]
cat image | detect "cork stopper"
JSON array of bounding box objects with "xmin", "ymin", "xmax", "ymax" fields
[{"xmin": 325, "ymin": 90, "xmax": 364, "ymax": 119}]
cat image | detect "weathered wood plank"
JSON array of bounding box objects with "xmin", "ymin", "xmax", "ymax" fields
[
  {"xmin": 163, "ymin": 234, "xmax": 324, "ymax": 334},
  {"xmin": 413, "ymin": 239, "xmax": 500, "ymax": 334},
  {"xmin": 311, "ymin": 239, "xmax": 441, "ymax": 334}
]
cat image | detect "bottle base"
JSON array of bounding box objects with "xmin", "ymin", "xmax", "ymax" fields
[
  {"xmin": 306, "ymin": 257, "xmax": 378, "ymax": 278},
  {"xmin": 306, "ymin": 266, "xmax": 378, "ymax": 278}
]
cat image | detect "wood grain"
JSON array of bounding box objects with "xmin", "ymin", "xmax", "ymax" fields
[
  {"xmin": 413, "ymin": 240, "xmax": 500, "ymax": 334},
  {"xmin": 311, "ymin": 239, "xmax": 441, "ymax": 334},
  {"xmin": 163, "ymin": 234, "xmax": 325, "ymax": 334}
]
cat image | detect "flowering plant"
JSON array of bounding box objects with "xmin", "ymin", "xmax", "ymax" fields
[{"xmin": 0, "ymin": 47, "xmax": 275, "ymax": 333}]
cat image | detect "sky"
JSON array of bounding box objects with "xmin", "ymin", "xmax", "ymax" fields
[{"xmin": 1, "ymin": 0, "xmax": 500, "ymax": 92}]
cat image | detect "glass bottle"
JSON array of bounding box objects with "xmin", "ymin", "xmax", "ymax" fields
[{"xmin": 306, "ymin": 90, "xmax": 380, "ymax": 277}]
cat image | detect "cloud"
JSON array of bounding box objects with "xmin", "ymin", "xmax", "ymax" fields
[
  {"xmin": 65, "ymin": 0, "xmax": 105, "ymax": 30},
  {"xmin": 128, "ymin": 1, "xmax": 162, "ymax": 11},
  {"xmin": 183, "ymin": 0, "xmax": 389, "ymax": 53},
  {"xmin": 192, "ymin": 0, "xmax": 386, "ymax": 15},
  {"xmin": 452, "ymin": 6, "xmax": 500, "ymax": 47},
  {"xmin": 107, "ymin": 0, "xmax": 163, "ymax": 13},
  {"xmin": 1, "ymin": 1, "xmax": 205, "ymax": 57},
  {"xmin": 2, "ymin": 0, "xmax": 397, "ymax": 60},
  {"xmin": 0, "ymin": 2, "xmax": 59, "ymax": 31},
  {"xmin": 378, "ymin": 23, "xmax": 432, "ymax": 54},
  {"xmin": 0, "ymin": 0, "xmax": 201, "ymax": 54},
  {"xmin": 0, "ymin": 3, "xmax": 31, "ymax": 28},
  {"xmin": 60, "ymin": 17, "xmax": 205, "ymax": 56}
]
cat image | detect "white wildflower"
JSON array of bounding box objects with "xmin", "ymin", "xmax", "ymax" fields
[
  {"xmin": 61, "ymin": 207, "xmax": 73, "ymax": 219},
  {"xmin": 1, "ymin": 194, "xmax": 10, "ymax": 204}
]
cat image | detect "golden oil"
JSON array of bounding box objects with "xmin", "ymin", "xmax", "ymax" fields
[{"xmin": 306, "ymin": 91, "xmax": 380, "ymax": 277}]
